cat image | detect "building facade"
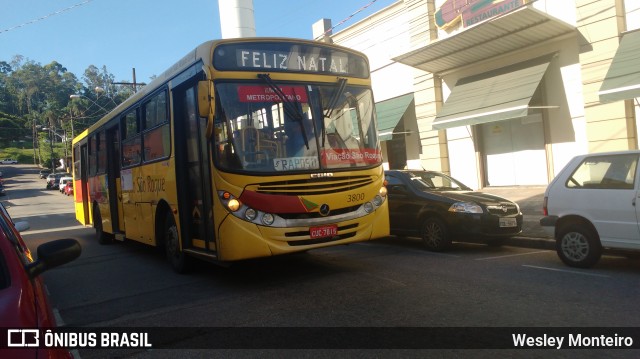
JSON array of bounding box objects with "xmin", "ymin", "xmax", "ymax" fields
[{"xmin": 323, "ymin": 0, "xmax": 640, "ymax": 189}]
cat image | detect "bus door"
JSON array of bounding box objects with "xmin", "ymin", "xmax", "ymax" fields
[
  {"xmin": 172, "ymin": 83, "xmax": 216, "ymax": 254},
  {"xmin": 80, "ymin": 143, "xmax": 90, "ymax": 224},
  {"xmin": 107, "ymin": 125, "xmax": 125, "ymax": 236}
]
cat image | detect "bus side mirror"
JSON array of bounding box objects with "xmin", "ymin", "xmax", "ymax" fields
[
  {"xmin": 197, "ymin": 80, "xmax": 214, "ymax": 118},
  {"xmin": 198, "ymin": 80, "xmax": 216, "ymax": 137}
]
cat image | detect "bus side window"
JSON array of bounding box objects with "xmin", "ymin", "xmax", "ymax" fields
[{"xmin": 121, "ymin": 109, "xmax": 141, "ymax": 167}]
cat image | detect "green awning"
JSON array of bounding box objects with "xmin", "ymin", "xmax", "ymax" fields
[
  {"xmin": 376, "ymin": 93, "xmax": 414, "ymax": 141},
  {"xmin": 599, "ymin": 29, "xmax": 640, "ymax": 103},
  {"xmin": 432, "ymin": 60, "xmax": 550, "ymax": 130}
]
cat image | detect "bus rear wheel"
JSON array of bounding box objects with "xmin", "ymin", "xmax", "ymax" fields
[
  {"xmin": 93, "ymin": 205, "xmax": 112, "ymax": 245},
  {"xmin": 164, "ymin": 212, "xmax": 190, "ymax": 273}
]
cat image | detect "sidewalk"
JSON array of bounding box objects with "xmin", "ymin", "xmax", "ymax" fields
[{"xmin": 480, "ymin": 186, "xmax": 555, "ymax": 250}]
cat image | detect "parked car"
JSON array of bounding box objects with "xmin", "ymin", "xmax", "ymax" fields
[
  {"xmin": 0, "ymin": 159, "xmax": 18, "ymax": 164},
  {"xmin": 541, "ymin": 150, "xmax": 640, "ymax": 268},
  {"xmin": 58, "ymin": 176, "xmax": 73, "ymax": 193},
  {"xmin": 385, "ymin": 170, "xmax": 523, "ymax": 251},
  {"xmin": 45, "ymin": 173, "xmax": 70, "ymax": 190},
  {"xmin": 63, "ymin": 181, "xmax": 74, "ymax": 196},
  {"xmin": 0, "ymin": 202, "xmax": 80, "ymax": 358},
  {"xmin": 39, "ymin": 169, "xmax": 51, "ymax": 179}
]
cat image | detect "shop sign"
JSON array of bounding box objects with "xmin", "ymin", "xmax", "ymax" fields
[{"xmin": 435, "ymin": 0, "xmax": 530, "ymax": 30}]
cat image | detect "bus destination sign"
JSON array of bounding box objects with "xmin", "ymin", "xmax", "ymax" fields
[
  {"xmin": 213, "ymin": 42, "xmax": 369, "ymax": 78},
  {"xmin": 238, "ymin": 49, "xmax": 348, "ymax": 74}
]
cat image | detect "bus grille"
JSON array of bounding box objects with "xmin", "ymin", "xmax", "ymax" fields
[
  {"xmin": 255, "ymin": 176, "xmax": 373, "ymax": 196},
  {"xmin": 278, "ymin": 204, "xmax": 360, "ymax": 220}
]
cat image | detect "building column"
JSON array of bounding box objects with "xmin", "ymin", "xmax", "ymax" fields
[
  {"xmin": 404, "ymin": 0, "xmax": 450, "ymax": 172},
  {"xmin": 577, "ymin": 0, "xmax": 637, "ymax": 151}
]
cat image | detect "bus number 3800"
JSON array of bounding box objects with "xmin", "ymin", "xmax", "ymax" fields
[{"xmin": 347, "ymin": 193, "xmax": 365, "ymax": 203}]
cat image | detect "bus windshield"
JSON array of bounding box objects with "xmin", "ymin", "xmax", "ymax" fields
[{"xmin": 213, "ymin": 80, "xmax": 381, "ymax": 173}]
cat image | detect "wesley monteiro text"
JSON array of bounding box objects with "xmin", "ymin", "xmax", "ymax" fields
[{"xmin": 512, "ymin": 333, "xmax": 634, "ymax": 349}]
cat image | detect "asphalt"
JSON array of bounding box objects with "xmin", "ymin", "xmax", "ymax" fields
[{"xmin": 480, "ymin": 185, "xmax": 556, "ymax": 250}]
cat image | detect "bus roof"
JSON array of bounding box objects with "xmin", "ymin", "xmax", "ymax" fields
[{"xmin": 74, "ymin": 37, "xmax": 370, "ymax": 142}]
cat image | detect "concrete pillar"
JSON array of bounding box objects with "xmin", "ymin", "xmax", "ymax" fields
[{"xmin": 219, "ymin": 0, "xmax": 256, "ymax": 38}]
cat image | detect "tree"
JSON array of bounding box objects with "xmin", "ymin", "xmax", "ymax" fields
[{"xmin": 0, "ymin": 55, "xmax": 129, "ymax": 163}]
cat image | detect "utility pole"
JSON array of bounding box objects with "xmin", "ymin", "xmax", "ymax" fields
[
  {"xmin": 49, "ymin": 128, "xmax": 55, "ymax": 173},
  {"xmin": 112, "ymin": 68, "xmax": 146, "ymax": 92},
  {"xmin": 32, "ymin": 119, "xmax": 37, "ymax": 166}
]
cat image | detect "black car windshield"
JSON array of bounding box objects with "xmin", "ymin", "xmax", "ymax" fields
[
  {"xmin": 212, "ymin": 80, "xmax": 381, "ymax": 173},
  {"xmin": 408, "ymin": 171, "xmax": 470, "ymax": 191}
]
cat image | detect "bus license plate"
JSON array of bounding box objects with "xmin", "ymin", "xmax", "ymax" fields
[
  {"xmin": 499, "ymin": 218, "xmax": 517, "ymax": 228},
  {"xmin": 310, "ymin": 224, "xmax": 338, "ymax": 239}
]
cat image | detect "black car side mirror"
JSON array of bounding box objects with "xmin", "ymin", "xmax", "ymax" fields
[{"xmin": 26, "ymin": 239, "xmax": 81, "ymax": 279}]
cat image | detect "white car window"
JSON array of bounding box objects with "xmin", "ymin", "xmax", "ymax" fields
[{"xmin": 567, "ymin": 154, "xmax": 638, "ymax": 190}]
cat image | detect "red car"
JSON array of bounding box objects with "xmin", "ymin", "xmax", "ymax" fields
[
  {"xmin": 63, "ymin": 182, "xmax": 73, "ymax": 196},
  {"xmin": 0, "ymin": 202, "xmax": 80, "ymax": 358}
]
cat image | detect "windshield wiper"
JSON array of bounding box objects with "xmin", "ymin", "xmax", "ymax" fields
[
  {"xmin": 321, "ymin": 77, "xmax": 347, "ymax": 147},
  {"xmin": 324, "ymin": 78, "xmax": 347, "ymax": 119},
  {"xmin": 257, "ymin": 73, "xmax": 308, "ymax": 149}
]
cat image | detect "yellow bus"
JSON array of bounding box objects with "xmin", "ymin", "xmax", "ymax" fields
[{"xmin": 71, "ymin": 38, "xmax": 389, "ymax": 272}]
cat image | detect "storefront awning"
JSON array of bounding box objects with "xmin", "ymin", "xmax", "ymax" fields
[
  {"xmin": 599, "ymin": 29, "xmax": 640, "ymax": 103},
  {"xmin": 432, "ymin": 60, "xmax": 550, "ymax": 130},
  {"xmin": 392, "ymin": 5, "xmax": 575, "ymax": 74},
  {"xmin": 376, "ymin": 93, "xmax": 414, "ymax": 141}
]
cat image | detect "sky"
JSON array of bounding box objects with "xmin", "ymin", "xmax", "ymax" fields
[{"xmin": 0, "ymin": 0, "xmax": 397, "ymax": 85}]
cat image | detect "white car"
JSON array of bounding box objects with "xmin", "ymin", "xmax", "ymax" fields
[
  {"xmin": 58, "ymin": 176, "xmax": 73, "ymax": 193},
  {"xmin": 0, "ymin": 159, "xmax": 18, "ymax": 164},
  {"xmin": 541, "ymin": 150, "xmax": 640, "ymax": 268}
]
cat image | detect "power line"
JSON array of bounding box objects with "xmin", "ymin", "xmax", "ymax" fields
[
  {"xmin": 315, "ymin": 0, "xmax": 380, "ymax": 40},
  {"xmin": 0, "ymin": 0, "xmax": 94, "ymax": 35}
]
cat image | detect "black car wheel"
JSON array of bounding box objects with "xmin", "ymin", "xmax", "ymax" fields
[
  {"xmin": 556, "ymin": 223, "xmax": 602, "ymax": 268},
  {"xmin": 421, "ymin": 217, "xmax": 451, "ymax": 251}
]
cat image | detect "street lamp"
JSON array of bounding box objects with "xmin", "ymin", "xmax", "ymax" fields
[{"xmin": 69, "ymin": 94, "xmax": 111, "ymax": 113}]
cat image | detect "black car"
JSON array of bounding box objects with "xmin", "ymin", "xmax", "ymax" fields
[{"xmin": 385, "ymin": 170, "xmax": 523, "ymax": 251}]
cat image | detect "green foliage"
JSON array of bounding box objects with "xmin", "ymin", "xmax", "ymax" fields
[{"xmin": 0, "ymin": 57, "xmax": 133, "ymax": 153}]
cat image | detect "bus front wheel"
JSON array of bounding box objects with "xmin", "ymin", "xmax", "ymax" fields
[{"xmin": 164, "ymin": 212, "xmax": 190, "ymax": 273}]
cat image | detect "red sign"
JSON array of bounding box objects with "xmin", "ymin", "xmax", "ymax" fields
[
  {"xmin": 310, "ymin": 224, "xmax": 338, "ymax": 239},
  {"xmin": 321, "ymin": 149, "xmax": 382, "ymax": 166},
  {"xmin": 238, "ymin": 86, "xmax": 308, "ymax": 103}
]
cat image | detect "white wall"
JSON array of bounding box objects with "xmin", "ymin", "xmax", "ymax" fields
[
  {"xmin": 625, "ymin": 0, "xmax": 640, "ymax": 31},
  {"xmin": 331, "ymin": 2, "xmax": 413, "ymax": 102},
  {"xmin": 533, "ymin": 0, "xmax": 578, "ymax": 26}
]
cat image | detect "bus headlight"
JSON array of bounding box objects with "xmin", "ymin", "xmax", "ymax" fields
[
  {"xmin": 218, "ymin": 190, "xmax": 281, "ymax": 227},
  {"xmin": 245, "ymin": 208, "xmax": 257, "ymax": 221},
  {"xmin": 373, "ymin": 195, "xmax": 383, "ymax": 207},
  {"xmin": 379, "ymin": 186, "xmax": 387, "ymax": 197},
  {"xmin": 227, "ymin": 198, "xmax": 241, "ymax": 212},
  {"xmin": 262, "ymin": 213, "xmax": 275, "ymax": 225},
  {"xmin": 363, "ymin": 202, "xmax": 374, "ymax": 213}
]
